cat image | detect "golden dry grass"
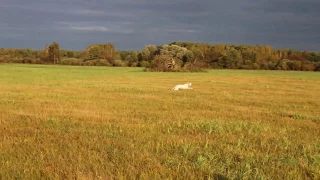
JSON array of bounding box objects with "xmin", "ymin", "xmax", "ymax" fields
[{"xmin": 0, "ymin": 64, "xmax": 320, "ymax": 179}]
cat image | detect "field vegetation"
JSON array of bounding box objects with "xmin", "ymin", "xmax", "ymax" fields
[{"xmin": 0, "ymin": 64, "xmax": 319, "ymax": 179}]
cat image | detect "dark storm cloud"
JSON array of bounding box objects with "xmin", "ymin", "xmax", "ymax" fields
[
  {"xmin": 0, "ymin": 0, "xmax": 319, "ymax": 51},
  {"xmin": 241, "ymin": 0, "xmax": 320, "ymax": 51}
]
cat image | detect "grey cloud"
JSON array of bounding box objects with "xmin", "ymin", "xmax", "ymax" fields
[{"xmin": 0, "ymin": 0, "xmax": 319, "ymax": 51}]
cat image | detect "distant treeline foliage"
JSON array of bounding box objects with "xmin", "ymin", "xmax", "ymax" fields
[{"xmin": 1, "ymin": 41, "xmax": 319, "ymax": 71}]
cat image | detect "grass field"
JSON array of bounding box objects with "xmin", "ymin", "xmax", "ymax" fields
[{"xmin": 0, "ymin": 64, "xmax": 319, "ymax": 179}]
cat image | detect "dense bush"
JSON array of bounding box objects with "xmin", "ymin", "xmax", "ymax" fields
[
  {"xmin": 82, "ymin": 59, "xmax": 112, "ymax": 66},
  {"xmin": 139, "ymin": 60, "xmax": 149, "ymax": 67},
  {"xmin": 60, "ymin": 58, "xmax": 84, "ymax": 66},
  {"xmin": 4, "ymin": 58, "xmax": 24, "ymax": 63},
  {"xmin": 94, "ymin": 59, "xmax": 111, "ymax": 66},
  {"xmin": 145, "ymin": 55, "xmax": 176, "ymax": 72},
  {"xmin": 145, "ymin": 55, "xmax": 206, "ymax": 72},
  {"xmin": 113, "ymin": 60, "xmax": 127, "ymax": 67},
  {"xmin": 301, "ymin": 63, "xmax": 316, "ymax": 71}
]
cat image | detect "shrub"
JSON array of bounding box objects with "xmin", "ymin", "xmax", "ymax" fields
[
  {"xmin": 0, "ymin": 58, "xmax": 6, "ymax": 63},
  {"xmin": 113, "ymin": 60, "xmax": 127, "ymax": 67},
  {"xmin": 127, "ymin": 61, "xmax": 138, "ymax": 67},
  {"xmin": 145, "ymin": 55, "xmax": 206, "ymax": 72},
  {"xmin": 22, "ymin": 57, "xmax": 33, "ymax": 64},
  {"xmin": 252, "ymin": 63, "xmax": 260, "ymax": 70},
  {"xmin": 210, "ymin": 62, "xmax": 223, "ymax": 69},
  {"xmin": 315, "ymin": 63, "xmax": 320, "ymax": 71},
  {"xmin": 95, "ymin": 59, "xmax": 111, "ymax": 66},
  {"xmin": 60, "ymin": 58, "xmax": 83, "ymax": 65},
  {"xmin": 268, "ymin": 62, "xmax": 277, "ymax": 70},
  {"xmin": 145, "ymin": 55, "xmax": 179, "ymax": 72},
  {"xmin": 31, "ymin": 58, "xmax": 41, "ymax": 64},
  {"xmin": 4, "ymin": 58, "xmax": 23, "ymax": 63},
  {"xmin": 240, "ymin": 65, "xmax": 253, "ymax": 70},
  {"xmin": 82, "ymin": 59, "xmax": 111, "ymax": 66},
  {"xmin": 139, "ymin": 60, "xmax": 149, "ymax": 67},
  {"xmin": 83, "ymin": 60, "xmax": 95, "ymax": 66},
  {"xmin": 183, "ymin": 61, "xmax": 207, "ymax": 72},
  {"xmin": 276, "ymin": 59, "xmax": 290, "ymax": 70},
  {"xmin": 287, "ymin": 61, "xmax": 302, "ymax": 71},
  {"xmin": 301, "ymin": 63, "xmax": 316, "ymax": 71},
  {"xmin": 260, "ymin": 63, "xmax": 269, "ymax": 70}
]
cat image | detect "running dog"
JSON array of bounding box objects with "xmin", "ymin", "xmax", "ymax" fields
[{"xmin": 172, "ymin": 82, "xmax": 193, "ymax": 91}]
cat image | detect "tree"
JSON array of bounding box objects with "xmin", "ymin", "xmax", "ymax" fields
[
  {"xmin": 142, "ymin": 45, "xmax": 157, "ymax": 61},
  {"xmin": 145, "ymin": 55, "xmax": 176, "ymax": 72},
  {"xmin": 160, "ymin": 44, "xmax": 194, "ymax": 68},
  {"xmin": 48, "ymin": 42, "xmax": 60, "ymax": 64},
  {"xmin": 125, "ymin": 52, "xmax": 139, "ymax": 67},
  {"xmin": 288, "ymin": 60, "xmax": 302, "ymax": 71},
  {"xmin": 219, "ymin": 48, "xmax": 243, "ymax": 69},
  {"xmin": 85, "ymin": 43, "xmax": 116, "ymax": 62}
]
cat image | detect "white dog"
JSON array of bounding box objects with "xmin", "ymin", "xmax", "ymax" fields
[{"xmin": 172, "ymin": 82, "xmax": 193, "ymax": 91}]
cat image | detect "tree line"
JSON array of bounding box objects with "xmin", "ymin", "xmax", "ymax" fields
[{"xmin": 0, "ymin": 41, "xmax": 319, "ymax": 71}]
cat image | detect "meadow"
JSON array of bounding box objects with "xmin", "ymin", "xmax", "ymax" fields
[{"xmin": 0, "ymin": 64, "xmax": 319, "ymax": 179}]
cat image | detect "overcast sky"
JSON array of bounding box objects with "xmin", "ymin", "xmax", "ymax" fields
[{"xmin": 0, "ymin": 0, "xmax": 319, "ymax": 51}]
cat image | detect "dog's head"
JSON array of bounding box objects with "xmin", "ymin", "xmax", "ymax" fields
[{"xmin": 187, "ymin": 82, "xmax": 192, "ymax": 87}]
